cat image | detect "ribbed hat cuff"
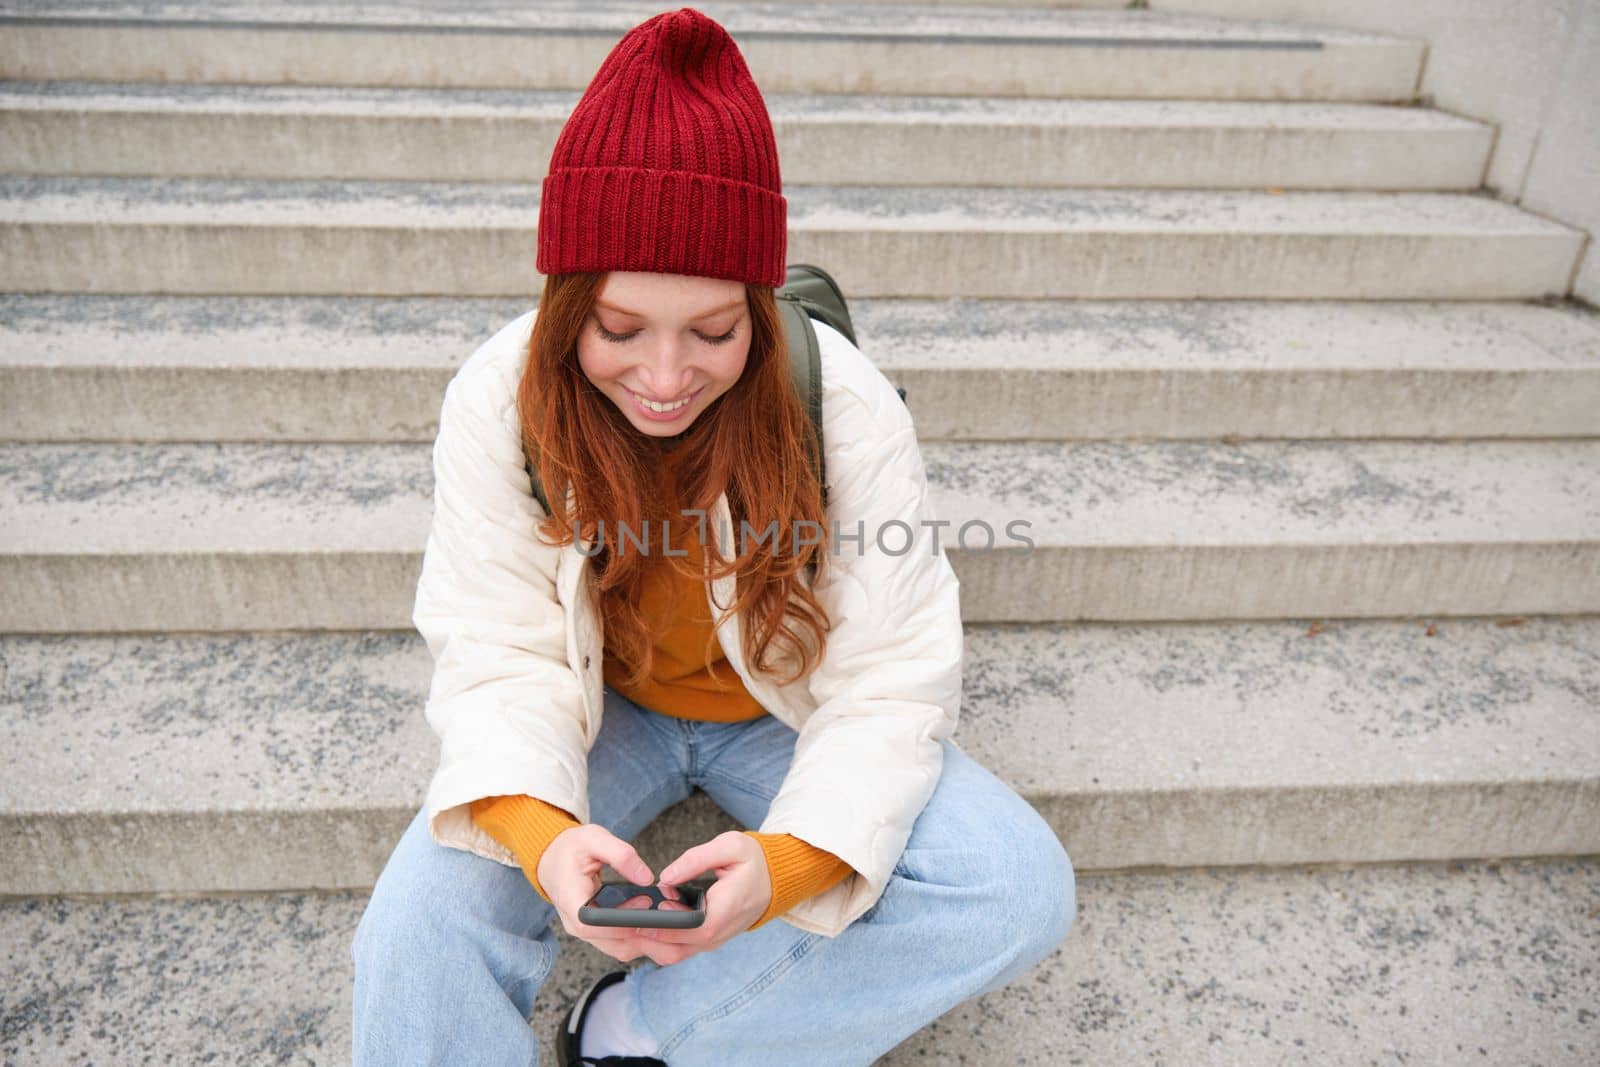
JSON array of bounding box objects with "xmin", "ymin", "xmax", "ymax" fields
[{"xmin": 536, "ymin": 166, "xmax": 787, "ymax": 289}]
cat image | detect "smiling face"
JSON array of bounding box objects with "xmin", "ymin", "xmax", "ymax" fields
[{"xmin": 577, "ymin": 271, "xmax": 752, "ymax": 441}]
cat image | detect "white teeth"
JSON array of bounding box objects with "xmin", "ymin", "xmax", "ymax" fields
[{"xmin": 633, "ymin": 389, "xmax": 694, "ymax": 413}]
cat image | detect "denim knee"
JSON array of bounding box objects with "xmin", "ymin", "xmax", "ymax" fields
[
  {"xmin": 1032, "ymin": 827, "xmax": 1077, "ymax": 956},
  {"xmin": 988, "ymin": 805, "xmax": 1077, "ymax": 965},
  {"xmin": 353, "ymin": 821, "xmax": 493, "ymax": 978},
  {"xmin": 352, "ymin": 875, "xmax": 434, "ymax": 978}
]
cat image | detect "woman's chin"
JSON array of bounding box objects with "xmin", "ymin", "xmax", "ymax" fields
[{"xmin": 629, "ymin": 414, "xmax": 697, "ymax": 437}]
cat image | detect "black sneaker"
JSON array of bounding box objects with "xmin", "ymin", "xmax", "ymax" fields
[{"xmin": 555, "ymin": 969, "xmax": 667, "ymax": 1067}]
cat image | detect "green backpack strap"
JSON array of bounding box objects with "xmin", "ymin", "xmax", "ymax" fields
[
  {"xmin": 524, "ymin": 450, "xmax": 551, "ymax": 518},
  {"xmin": 779, "ymin": 263, "xmax": 857, "ymax": 347},
  {"xmin": 777, "ymin": 291, "xmax": 828, "ymax": 508},
  {"xmin": 778, "ymin": 262, "xmax": 874, "ymax": 510}
]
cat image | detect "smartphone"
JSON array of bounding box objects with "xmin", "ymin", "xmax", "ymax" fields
[{"xmin": 579, "ymin": 878, "xmax": 710, "ymax": 929}]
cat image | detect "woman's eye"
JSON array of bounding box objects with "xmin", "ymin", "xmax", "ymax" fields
[
  {"xmin": 595, "ymin": 324, "xmax": 638, "ymax": 343},
  {"xmin": 595, "ymin": 324, "xmax": 738, "ymax": 345}
]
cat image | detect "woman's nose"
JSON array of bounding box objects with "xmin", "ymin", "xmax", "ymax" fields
[{"xmin": 636, "ymin": 345, "xmax": 695, "ymax": 398}]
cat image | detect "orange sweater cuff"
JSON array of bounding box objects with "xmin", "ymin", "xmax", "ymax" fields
[
  {"xmin": 469, "ymin": 798, "xmax": 852, "ymax": 928},
  {"xmin": 470, "ymin": 794, "xmax": 583, "ymax": 905},
  {"xmin": 742, "ymin": 831, "xmax": 855, "ymax": 930}
]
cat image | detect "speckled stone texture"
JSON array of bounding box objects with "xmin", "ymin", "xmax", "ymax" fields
[
  {"xmin": 1, "ymin": 176, "xmax": 1583, "ymax": 298},
  {"xmin": 3, "ymin": 436, "xmax": 1597, "ymax": 631},
  {"xmin": 0, "ymin": 2, "xmax": 1595, "ymax": 1063},
  {"xmin": 7, "ymin": 175, "xmax": 1579, "ymax": 231},
  {"xmin": 0, "ymin": 0, "xmax": 1423, "ymax": 100},
  {"xmin": 0, "ymin": 0, "xmax": 1405, "ymax": 40},
  {"xmin": 0, "ymin": 80, "xmax": 1494, "ymax": 189},
  {"xmin": 4, "ymin": 294, "xmax": 1597, "ymax": 442},
  {"xmin": 3, "ymin": 618, "xmax": 1595, "ymax": 895},
  {"xmin": 3, "ymin": 856, "xmax": 1596, "ymax": 1064}
]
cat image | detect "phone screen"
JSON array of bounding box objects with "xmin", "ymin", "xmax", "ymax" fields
[
  {"xmin": 587, "ymin": 882, "xmax": 704, "ymax": 912},
  {"xmin": 580, "ymin": 879, "xmax": 711, "ymax": 929}
]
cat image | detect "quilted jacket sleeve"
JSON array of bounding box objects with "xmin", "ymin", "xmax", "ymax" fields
[
  {"xmin": 754, "ymin": 322, "xmax": 966, "ymax": 934},
  {"xmin": 413, "ymin": 346, "xmax": 595, "ymax": 865}
]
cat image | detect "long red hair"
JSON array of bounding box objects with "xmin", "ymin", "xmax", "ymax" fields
[{"xmin": 517, "ymin": 271, "xmax": 833, "ymax": 690}]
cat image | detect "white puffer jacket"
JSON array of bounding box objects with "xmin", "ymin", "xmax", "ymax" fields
[{"xmin": 413, "ymin": 307, "xmax": 965, "ymax": 938}]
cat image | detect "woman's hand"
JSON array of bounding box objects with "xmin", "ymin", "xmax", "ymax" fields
[
  {"xmin": 537, "ymin": 823, "xmax": 684, "ymax": 967},
  {"xmin": 633, "ymin": 831, "xmax": 773, "ymax": 965}
]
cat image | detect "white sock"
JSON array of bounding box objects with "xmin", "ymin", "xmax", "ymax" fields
[{"xmin": 579, "ymin": 974, "xmax": 661, "ymax": 1060}]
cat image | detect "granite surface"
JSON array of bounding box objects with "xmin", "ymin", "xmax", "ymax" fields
[
  {"xmin": 3, "ymin": 618, "xmax": 1595, "ymax": 893},
  {"xmin": 2, "ymin": 855, "xmax": 1595, "ymax": 1064},
  {"xmin": 0, "ymin": 0, "xmax": 1399, "ymax": 45}
]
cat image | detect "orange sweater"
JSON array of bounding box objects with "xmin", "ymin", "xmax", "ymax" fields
[{"xmin": 472, "ymin": 447, "xmax": 853, "ymax": 931}]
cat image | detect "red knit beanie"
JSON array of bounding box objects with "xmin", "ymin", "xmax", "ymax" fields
[{"xmin": 536, "ymin": 7, "xmax": 787, "ymax": 289}]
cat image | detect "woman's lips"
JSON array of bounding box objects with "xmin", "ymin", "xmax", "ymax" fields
[{"xmin": 626, "ymin": 384, "xmax": 702, "ymax": 421}]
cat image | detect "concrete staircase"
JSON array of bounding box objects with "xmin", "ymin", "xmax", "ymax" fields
[{"xmin": 2, "ymin": 1, "xmax": 1597, "ymax": 1063}]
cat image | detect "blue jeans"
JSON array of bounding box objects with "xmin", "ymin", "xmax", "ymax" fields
[{"xmin": 352, "ymin": 686, "xmax": 1077, "ymax": 1066}]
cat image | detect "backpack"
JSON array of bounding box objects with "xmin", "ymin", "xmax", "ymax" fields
[{"xmin": 524, "ymin": 262, "xmax": 903, "ymax": 515}]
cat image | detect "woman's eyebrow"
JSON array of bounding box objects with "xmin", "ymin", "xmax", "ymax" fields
[{"xmin": 596, "ymin": 298, "xmax": 745, "ymax": 319}]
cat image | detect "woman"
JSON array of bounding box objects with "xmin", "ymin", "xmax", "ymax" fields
[{"xmin": 351, "ymin": 8, "xmax": 1076, "ymax": 1065}]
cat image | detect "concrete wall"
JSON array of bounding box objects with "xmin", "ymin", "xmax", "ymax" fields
[
  {"xmin": 1152, "ymin": 0, "xmax": 1600, "ymax": 304},
  {"xmin": 1517, "ymin": 2, "xmax": 1600, "ymax": 301}
]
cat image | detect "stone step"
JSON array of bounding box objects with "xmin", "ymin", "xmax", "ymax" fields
[
  {"xmin": 0, "ymin": 0, "xmax": 1424, "ymax": 101},
  {"xmin": 3, "ymin": 616, "xmax": 1597, "ymax": 898},
  {"xmin": 4, "ymin": 854, "xmax": 1595, "ymax": 1064},
  {"xmin": 3, "ymin": 437, "xmax": 1597, "ymax": 633},
  {"xmin": 0, "ymin": 81, "xmax": 1492, "ymax": 190},
  {"xmin": 0, "ymin": 178, "xmax": 1583, "ymax": 299},
  {"xmin": 5, "ymin": 294, "xmax": 1599, "ymax": 443}
]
